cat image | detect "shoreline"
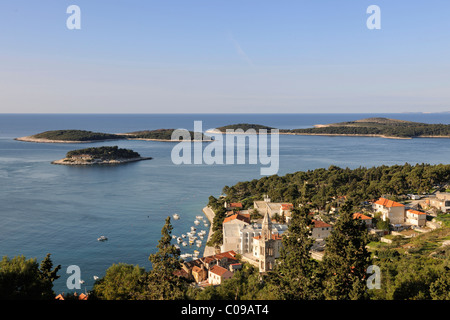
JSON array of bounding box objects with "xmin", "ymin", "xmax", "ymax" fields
[
  {"xmin": 15, "ymin": 135, "xmax": 212, "ymax": 143},
  {"xmin": 206, "ymin": 130, "xmax": 450, "ymax": 140},
  {"xmin": 202, "ymin": 206, "xmax": 216, "ymax": 257},
  {"xmin": 14, "ymin": 136, "xmax": 123, "ymax": 144},
  {"xmin": 51, "ymin": 156, "xmax": 153, "ymax": 165}
]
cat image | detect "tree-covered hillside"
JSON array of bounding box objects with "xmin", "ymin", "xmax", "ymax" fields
[
  {"xmin": 66, "ymin": 146, "xmax": 141, "ymax": 160},
  {"xmin": 32, "ymin": 130, "xmax": 123, "ymax": 141}
]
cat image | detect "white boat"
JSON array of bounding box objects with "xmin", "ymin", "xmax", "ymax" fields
[
  {"xmin": 190, "ymin": 226, "xmax": 196, "ymax": 231},
  {"xmin": 173, "ymin": 213, "xmax": 180, "ymax": 220},
  {"xmin": 196, "ymin": 242, "xmax": 202, "ymax": 248},
  {"xmin": 199, "ymin": 235, "xmax": 204, "ymax": 240},
  {"xmin": 177, "ymin": 237, "xmax": 182, "ymax": 243},
  {"xmin": 182, "ymin": 241, "xmax": 187, "ymax": 246},
  {"xmin": 196, "ymin": 215, "xmax": 204, "ymax": 220},
  {"xmin": 181, "ymin": 234, "xmax": 186, "ymax": 238},
  {"xmin": 93, "ymin": 276, "xmax": 99, "ymax": 281},
  {"xmin": 97, "ymin": 235, "xmax": 108, "ymax": 241},
  {"xmin": 194, "ymin": 220, "xmax": 200, "ymax": 225},
  {"xmin": 204, "ymin": 223, "xmax": 209, "ymax": 227},
  {"xmin": 172, "ymin": 235, "xmax": 177, "ymax": 239}
]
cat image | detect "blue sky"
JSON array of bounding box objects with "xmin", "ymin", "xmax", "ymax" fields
[{"xmin": 1, "ymin": 1, "xmax": 450, "ymax": 113}]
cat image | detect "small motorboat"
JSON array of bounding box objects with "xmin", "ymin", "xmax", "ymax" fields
[
  {"xmin": 181, "ymin": 234, "xmax": 186, "ymax": 238},
  {"xmin": 194, "ymin": 220, "xmax": 200, "ymax": 225},
  {"xmin": 190, "ymin": 226, "xmax": 196, "ymax": 232},
  {"xmin": 172, "ymin": 235, "xmax": 177, "ymax": 239},
  {"xmin": 173, "ymin": 213, "xmax": 180, "ymax": 220},
  {"xmin": 177, "ymin": 237, "xmax": 182, "ymax": 243},
  {"xmin": 93, "ymin": 276, "xmax": 99, "ymax": 281},
  {"xmin": 182, "ymin": 241, "xmax": 187, "ymax": 246},
  {"xmin": 196, "ymin": 215, "xmax": 204, "ymax": 220},
  {"xmin": 97, "ymin": 235, "xmax": 108, "ymax": 242}
]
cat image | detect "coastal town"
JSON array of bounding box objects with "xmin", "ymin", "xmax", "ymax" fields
[{"xmin": 176, "ymin": 190, "xmax": 450, "ymax": 288}]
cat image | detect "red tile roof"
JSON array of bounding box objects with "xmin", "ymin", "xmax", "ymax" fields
[
  {"xmin": 223, "ymin": 213, "xmax": 250, "ymax": 224},
  {"xmin": 210, "ymin": 265, "xmax": 231, "ymax": 277},
  {"xmin": 230, "ymin": 202, "xmax": 243, "ymax": 208},
  {"xmin": 281, "ymin": 203, "xmax": 293, "ymax": 210},
  {"xmin": 353, "ymin": 213, "xmax": 372, "ymax": 220},
  {"xmin": 407, "ymin": 209, "xmax": 426, "ymax": 215},
  {"xmin": 374, "ymin": 198, "xmax": 404, "ymax": 208},
  {"xmin": 312, "ymin": 220, "xmax": 331, "ymax": 228}
]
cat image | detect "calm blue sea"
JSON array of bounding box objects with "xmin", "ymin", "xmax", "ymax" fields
[{"xmin": 1, "ymin": 113, "xmax": 450, "ymax": 294}]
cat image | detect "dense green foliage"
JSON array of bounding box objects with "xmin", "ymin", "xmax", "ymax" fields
[
  {"xmin": 218, "ymin": 118, "xmax": 450, "ymax": 138},
  {"xmin": 91, "ymin": 263, "xmax": 146, "ymax": 300},
  {"xmin": 269, "ymin": 207, "xmax": 324, "ymax": 299},
  {"xmin": 206, "ymin": 196, "xmax": 227, "ymax": 248},
  {"xmin": 222, "ymin": 163, "xmax": 450, "ymax": 210},
  {"xmin": 66, "ymin": 146, "xmax": 141, "ymax": 160},
  {"xmin": 321, "ymin": 200, "xmax": 371, "ymax": 300},
  {"xmin": 126, "ymin": 129, "xmax": 211, "ymax": 141},
  {"xmin": 215, "ymin": 123, "xmax": 275, "ymax": 132},
  {"xmin": 135, "ymin": 217, "xmax": 189, "ymax": 300},
  {"xmin": 0, "ymin": 254, "xmax": 60, "ymax": 300},
  {"xmin": 32, "ymin": 130, "xmax": 122, "ymax": 141},
  {"xmin": 291, "ymin": 117, "xmax": 450, "ymax": 138}
]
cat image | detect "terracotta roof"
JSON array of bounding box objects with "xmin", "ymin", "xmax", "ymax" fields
[
  {"xmin": 407, "ymin": 209, "xmax": 426, "ymax": 215},
  {"xmin": 78, "ymin": 293, "xmax": 88, "ymax": 300},
  {"xmin": 281, "ymin": 203, "xmax": 293, "ymax": 210},
  {"xmin": 223, "ymin": 213, "xmax": 250, "ymax": 224},
  {"xmin": 374, "ymin": 198, "xmax": 404, "ymax": 208},
  {"xmin": 353, "ymin": 213, "xmax": 372, "ymax": 220},
  {"xmin": 230, "ymin": 202, "xmax": 243, "ymax": 208},
  {"xmin": 312, "ymin": 220, "xmax": 331, "ymax": 228},
  {"xmin": 210, "ymin": 265, "xmax": 231, "ymax": 277}
]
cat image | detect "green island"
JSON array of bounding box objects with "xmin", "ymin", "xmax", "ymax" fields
[
  {"xmin": 212, "ymin": 117, "xmax": 450, "ymax": 139},
  {"xmin": 16, "ymin": 129, "xmax": 211, "ymax": 143},
  {"xmin": 51, "ymin": 146, "xmax": 152, "ymax": 165},
  {"xmin": 123, "ymin": 128, "xmax": 212, "ymax": 141},
  {"xmin": 15, "ymin": 129, "xmax": 125, "ymax": 143},
  {"xmin": 210, "ymin": 123, "xmax": 275, "ymax": 133}
]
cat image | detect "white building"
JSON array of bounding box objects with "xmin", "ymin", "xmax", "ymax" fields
[
  {"xmin": 373, "ymin": 197, "xmax": 405, "ymax": 225},
  {"xmin": 405, "ymin": 209, "xmax": 427, "ymax": 227}
]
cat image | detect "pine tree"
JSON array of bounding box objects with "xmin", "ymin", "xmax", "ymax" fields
[
  {"xmin": 136, "ymin": 217, "xmax": 187, "ymax": 300},
  {"xmin": 39, "ymin": 253, "xmax": 61, "ymax": 299},
  {"xmin": 271, "ymin": 207, "xmax": 324, "ymax": 299},
  {"xmin": 322, "ymin": 199, "xmax": 371, "ymax": 300}
]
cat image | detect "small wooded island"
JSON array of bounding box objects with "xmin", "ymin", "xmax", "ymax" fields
[
  {"xmin": 51, "ymin": 146, "xmax": 152, "ymax": 165},
  {"xmin": 211, "ymin": 117, "xmax": 450, "ymax": 139},
  {"xmin": 16, "ymin": 129, "xmax": 211, "ymax": 143}
]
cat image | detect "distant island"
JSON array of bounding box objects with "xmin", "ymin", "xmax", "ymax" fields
[
  {"xmin": 122, "ymin": 129, "xmax": 212, "ymax": 142},
  {"xmin": 51, "ymin": 146, "xmax": 152, "ymax": 165},
  {"xmin": 15, "ymin": 130, "xmax": 124, "ymax": 143},
  {"xmin": 210, "ymin": 118, "xmax": 450, "ymax": 139},
  {"xmin": 209, "ymin": 123, "xmax": 275, "ymax": 133},
  {"xmin": 16, "ymin": 129, "xmax": 211, "ymax": 143},
  {"xmin": 289, "ymin": 117, "xmax": 450, "ymax": 139}
]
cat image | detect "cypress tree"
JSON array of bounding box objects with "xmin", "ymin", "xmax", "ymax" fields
[
  {"xmin": 137, "ymin": 216, "xmax": 187, "ymax": 300},
  {"xmin": 271, "ymin": 207, "xmax": 324, "ymax": 299},
  {"xmin": 322, "ymin": 199, "xmax": 371, "ymax": 300}
]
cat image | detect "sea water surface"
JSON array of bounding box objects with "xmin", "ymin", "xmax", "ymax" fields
[{"xmin": 1, "ymin": 113, "xmax": 450, "ymax": 294}]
